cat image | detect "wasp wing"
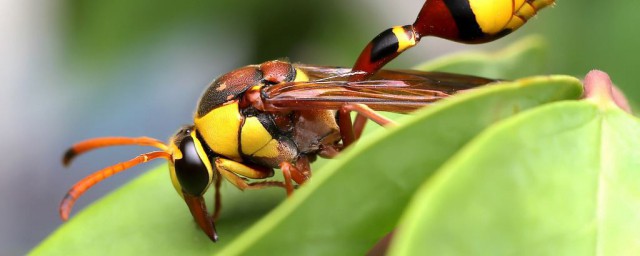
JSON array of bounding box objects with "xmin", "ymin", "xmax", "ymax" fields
[
  {"xmin": 294, "ymin": 64, "xmax": 354, "ymax": 81},
  {"xmin": 261, "ymin": 70, "xmax": 497, "ymax": 113}
]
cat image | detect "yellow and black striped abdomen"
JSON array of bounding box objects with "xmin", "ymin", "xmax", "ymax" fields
[
  {"xmin": 420, "ymin": 0, "xmax": 555, "ymax": 43},
  {"xmin": 468, "ymin": 0, "xmax": 554, "ymax": 38},
  {"xmin": 350, "ymin": 0, "xmax": 554, "ymax": 81},
  {"xmin": 442, "ymin": 0, "xmax": 554, "ymax": 43}
]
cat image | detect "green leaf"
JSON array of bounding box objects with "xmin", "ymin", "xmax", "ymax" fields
[
  {"xmin": 416, "ymin": 35, "xmax": 549, "ymax": 79},
  {"xmin": 388, "ymin": 86, "xmax": 640, "ymax": 255},
  {"xmin": 31, "ymin": 166, "xmax": 285, "ymax": 255},
  {"xmin": 218, "ymin": 76, "xmax": 582, "ymax": 255}
]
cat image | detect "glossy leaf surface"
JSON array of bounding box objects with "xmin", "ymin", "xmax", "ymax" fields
[{"xmin": 389, "ymin": 85, "xmax": 640, "ymax": 255}]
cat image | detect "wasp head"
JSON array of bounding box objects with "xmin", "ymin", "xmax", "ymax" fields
[{"xmin": 60, "ymin": 125, "xmax": 219, "ymax": 242}]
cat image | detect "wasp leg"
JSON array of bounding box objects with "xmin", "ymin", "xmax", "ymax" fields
[
  {"xmin": 295, "ymin": 156, "xmax": 312, "ymax": 179},
  {"xmin": 214, "ymin": 157, "xmax": 284, "ymax": 190},
  {"xmin": 280, "ymin": 157, "xmax": 311, "ymax": 196},
  {"xmin": 352, "ymin": 113, "xmax": 368, "ymax": 140},
  {"xmin": 337, "ymin": 107, "xmax": 356, "ymax": 148},
  {"xmin": 338, "ymin": 104, "xmax": 396, "ymax": 148},
  {"xmin": 280, "ymin": 163, "xmax": 294, "ymax": 195},
  {"xmin": 343, "ymin": 104, "xmax": 396, "ymax": 144},
  {"xmin": 344, "ymin": 104, "xmax": 396, "ymax": 127}
]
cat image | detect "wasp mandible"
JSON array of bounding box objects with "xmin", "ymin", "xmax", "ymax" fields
[{"xmin": 61, "ymin": 0, "xmax": 555, "ymax": 242}]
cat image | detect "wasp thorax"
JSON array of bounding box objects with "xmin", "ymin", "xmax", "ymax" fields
[{"xmin": 197, "ymin": 66, "xmax": 263, "ymax": 117}]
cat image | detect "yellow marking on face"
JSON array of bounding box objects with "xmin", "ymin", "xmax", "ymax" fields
[
  {"xmin": 194, "ymin": 101, "xmax": 242, "ymax": 161},
  {"xmin": 293, "ymin": 68, "xmax": 309, "ymax": 82},
  {"xmin": 469, "ymin": 0, "xmax": 514, "ymax": 35},
  {"xmin": 169, "ymin": 138, "xmax": 184, "ymax": 197},
  {"xmin": 391, "ymin": 26, "xmax": 416, "ymax": 52},
  {"xmin": 169, "ymin": 141, "xmax": 182, "ymax": 160},
  {"xmin": 168, "ymin": 141, "xmax": 183, "ymax": 196},
  {"xmin": 168, "ymin": 165, "xmax": 183, "ymax": 197},
  {"xmin": 240, "ymin": 117, "xmax": 273, "ymax": 155},
  {"xmin": 190, "ymin": 130, "xmax": 214, "ymax": 184}
]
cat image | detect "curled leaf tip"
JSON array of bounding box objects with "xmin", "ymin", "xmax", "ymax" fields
[{"xmin": 583, "ymin": 70, "xmax": 631, "ymax": 113}]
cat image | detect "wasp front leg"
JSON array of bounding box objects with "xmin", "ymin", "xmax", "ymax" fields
[
  {"xmin": 215, "ymin": 156, "xmax": 310, "ymax": 196},
  {"xmin": 213, "ymin": 157, "xmax": 285, "ymax": 217},
  {"xmin": 214, "ymin": 157, "xmax": 284, "ymax": 190}
]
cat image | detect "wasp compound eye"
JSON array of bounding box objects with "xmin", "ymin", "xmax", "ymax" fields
[{"xmin": 174, "ymin": 136, "xmax": 211, "ymax": 196}]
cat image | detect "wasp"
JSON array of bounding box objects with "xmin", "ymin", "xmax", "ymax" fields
[{"xmin": 61, "ymin": 0, "xmax": 554, "ymax": 242}]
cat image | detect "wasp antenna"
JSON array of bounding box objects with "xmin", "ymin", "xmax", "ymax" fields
[
  {"xmin": 62, "ymin": 137, "xmax": 169, "ymax": 167},
  {"xmin": 59, "ymin": 151, "xmax": 172, "ymax": 221}
]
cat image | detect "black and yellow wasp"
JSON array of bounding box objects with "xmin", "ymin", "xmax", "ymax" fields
[{"xmin": 61, "ymin": 0, "xmax": 554, "ymax": 241}]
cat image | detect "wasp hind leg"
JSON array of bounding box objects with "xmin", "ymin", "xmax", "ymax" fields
[
  {"xmin": 343, "ymin": 104, "xmax": 395, "ymax": 127},
  {"xmin": 337, "ymin": 108, "xmax": 357, "ymax": 148},
  {"xmin": 337, "ymin": 104, "xmax": 397, "ymax": 147}
]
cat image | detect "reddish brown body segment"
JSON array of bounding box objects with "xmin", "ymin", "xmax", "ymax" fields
[{"xmin": 350, "ymin": 0, "xmax": 555, "ymax": 81}]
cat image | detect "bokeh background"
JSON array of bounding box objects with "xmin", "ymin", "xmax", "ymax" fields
[{"xmin": 2, "ymin": 0, "xmax": 638, "ymax": 254}]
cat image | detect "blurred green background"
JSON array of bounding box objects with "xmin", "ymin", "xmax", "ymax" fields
[{"xmin": 1, "ymin": 0, "xmax": 638, "ymax": 254}]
